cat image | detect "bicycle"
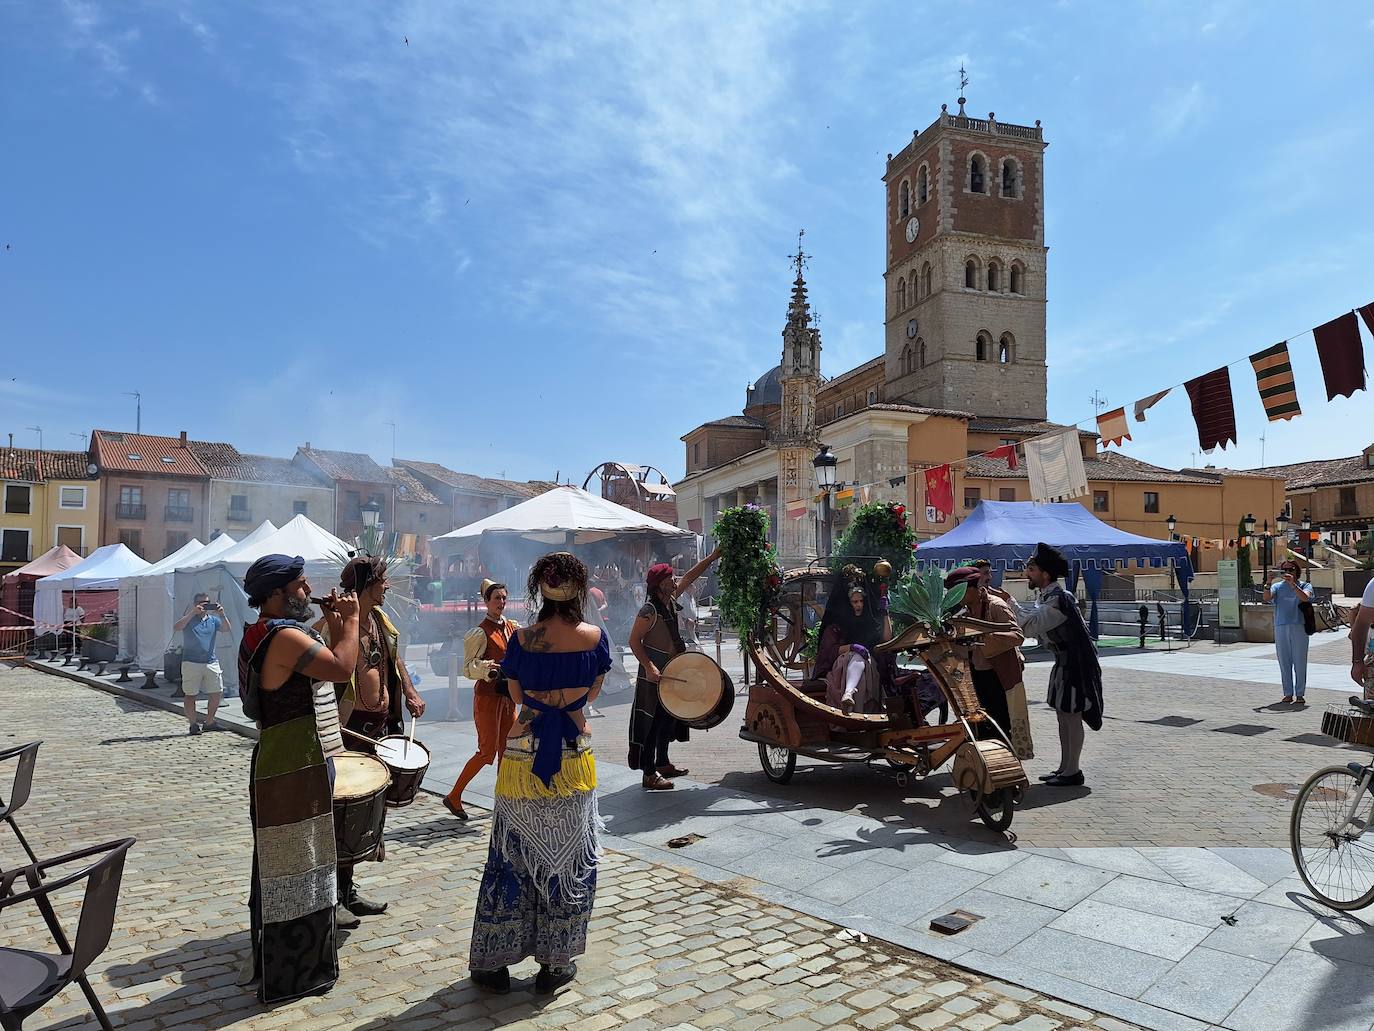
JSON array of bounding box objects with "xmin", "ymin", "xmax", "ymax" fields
[
  {"xmin": 1290, "ymin": 696, "xmax": 1374, "ymax": 910},
  {"xmin": 1315, "ymin": 599, "xmax": 1354, "ymax": 632}
]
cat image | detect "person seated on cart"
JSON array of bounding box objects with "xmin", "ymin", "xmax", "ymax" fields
[
  {"xmin": 815, "ymin": 580, "xmax": 891, "ymax": 715},
  {"xmin": 943, "ymin": 565, "xmax": 1033, "ymax": 758}
]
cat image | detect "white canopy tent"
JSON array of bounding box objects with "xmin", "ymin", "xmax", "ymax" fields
[
  {"xmin": 175, "ymin": 515, "xmax": 349, "ymax": 692},
  {"xmin": 34, "ymin": 544, "xmax": 152, "ymax": 631},
  {"xmin": 433, "ymin": 485, "xmax": 693, "ymax": 547},
  {"xmin": 117, "ymin": 537, "xmax": 205, "ymax": 663}
]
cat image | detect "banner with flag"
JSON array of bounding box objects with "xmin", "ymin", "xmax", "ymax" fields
[
  {"xmin": 835, "ymin": 487, "xmax": 855, "ymax": 509},
  {"xmin": 1249, "ymin": 342, "xmax": 1301, "ymax": 422},
  {"xmin": 1133, "ymin": 389, "xmax": 1170, "ymax": 423},
  {"xmin": 924, "ymin": 465, "xmax": 954, "ymax": 518},
  {"xmin": 786, "ymin": 499, "xmax": 807, "ymax": 521},
  {"xmin": 1096, "ymin": 407, "xmax": 1131, "ymax": 448},
  {"xmin": 987, "ymin": 443, "xmax": 1018, "ymax": 470}
]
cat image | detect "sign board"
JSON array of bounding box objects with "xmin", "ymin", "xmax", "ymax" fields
[{"xmin": 1217, "ymin": 559, "xmax": 1240, "ymax": 629}]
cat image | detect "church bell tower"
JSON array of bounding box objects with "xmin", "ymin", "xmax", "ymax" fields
[{"xmin": 771, "ymin": 232, "xmax": 822, "ymax": 564}]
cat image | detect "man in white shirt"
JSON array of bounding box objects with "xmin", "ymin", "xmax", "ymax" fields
[
  {"xmin": 62, "ymin": 602, "xmax": 85, "ymax": 654},
  {"xmin": 1350, "ymin": 577, "xmax": 1374, "ymax": 695}
]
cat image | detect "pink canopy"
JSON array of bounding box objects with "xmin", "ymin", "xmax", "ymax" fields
[
  {"xmin": 7, "ymin": 545, "xmax": 83, "ymax": 580},
  {"xmin": 2, "ymin": 546, "xmax": 85, "ymax": 626}
]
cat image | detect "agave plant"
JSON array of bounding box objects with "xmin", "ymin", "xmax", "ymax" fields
[{"xmin": 889, "ymin": 566, "xmax": 967, "ymax": 634}]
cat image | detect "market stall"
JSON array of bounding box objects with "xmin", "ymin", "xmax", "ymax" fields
[
  {"xmin": 33, "ymin": 544, "xmax": 152, "ymax": 632},
  {"xmin": 117, "ymin": 533, "xmax": 243, "ymax": 670},
  {"xmin": 1, "ymin": 545, "xmax": 83, "ymax": 626}
]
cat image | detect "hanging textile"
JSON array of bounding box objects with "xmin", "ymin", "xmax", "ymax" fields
[
  {"xmin": 1023, "ymin": 429, "xmax": 1089, "ymax": 503},
  {"xmin": 1133, "ymin": 389, "xmax": 1170, "ymax": 423},
  {"xmin": 1249, "ymin": 342, "xmax": 1302, "ymax": 422},
  {"xmin": 888, "ymin": 475, "xmax": 907, "ymax": 488},
  {"xmin": 1184, "ymin": 367, "xmax": 1237, "ymax": 452},
  {"xmin": 834, "ymin": 487, "xmax": 854, "ymax": 509},
  {"xmin": 861, "ymin": 486, "xmax": 872, "ymax": 504},
  {"xmin": 924, "ymin": 465, "xmax": 954, "ymax": 518},
  {"xmin": 986, "ymin": 444, "xmax": 1019, "ymax": 470},
  {"xmin": 785, "ymin": 499, "xmax": 807, "ymax": 520},
  {"xmin": 1313, "ymin": 311, "xmax": 1367, "ymax": 400},
  {"xmin": 1096, "ymin": 408, "xmax": 1131, "ymax": 448},
  {"xmin": 1359, "ymin": 302, "xmax": 1374, "ymax": 336}
]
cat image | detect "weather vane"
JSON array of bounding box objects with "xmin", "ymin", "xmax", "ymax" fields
[
  {"xmin": 959, "ymin": 63, "xmax": 969, "ymax": 98},
  {"xmin": 790, "ymin": 228, "xmax": 811, "ymax": 279}
]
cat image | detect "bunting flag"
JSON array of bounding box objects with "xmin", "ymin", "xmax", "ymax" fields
[
  {"xmin": 861, "ymin": 485, "xmax": 872, "ymax": 504},
  {"xmin": 1249, "ymin": 341, "xmax": 1302, "ymax": 422},
  {"xmin": 1313, "ymin": 311, "xmax": 1367, "ymax": 400},
  {"xmin": 888, "ymin": 475, "xmax": 907, "ymax": 487},
  {"xmin": 786, "ymin": 499, "xmax": 807, "ymax": 520},
  {"xmin": 1096, "ymin": 407, "xmax": 1131, "ymax": 447},
  {"xmin": 835, "ymin": 487, "xmax": 855, "ymax": 509},
  {"xmin": 924, "ymin": 465, "xmax": 954, "ymax": 518},
  {"xmin": 987, "ymin": 443, "xmax": 1019, "ymax": 470},
  {"xmin": 1024, "ymin": 429, "xmax": 1089, "ymax": 502},
  {"xmin": 1133, "ymin": 389, "xmax": 1170, "ymax": 422},
  {"xmin": 1183, "ymin": 367, "xmax": 1238, "ymax": 452},
  {"xmin": 1359, "ymin": 302, "xmax": 1374, "ymax": 336}
]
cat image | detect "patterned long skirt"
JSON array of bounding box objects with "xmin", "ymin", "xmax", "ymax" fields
[{"xmin": 468, "ymin": 738, "xmax": 600, "ymax": 971}]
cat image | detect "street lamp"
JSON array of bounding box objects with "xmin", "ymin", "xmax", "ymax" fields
[
  {"xmin": 1302, "ymin": 508, "xmax": 1313, "ymax": 564},
  {"xmin": 1166, "ymin": 514, "xmax": 1177, "ymax": 538},
  {"xmin": 361, "ymin": 499, "xmax": 381, "ymax": 530},
  {"xmin": 813, "ymin": 446, "xmax": 838, "ymax": 560},
  {"xmin": 1244, "ymin": 513, "xmax": 1256, "ymax": 536}
]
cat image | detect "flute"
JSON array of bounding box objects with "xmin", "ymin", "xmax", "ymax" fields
[{"xmin": 311, "ymin": 596, "xmax": 338, "ymax": 611}]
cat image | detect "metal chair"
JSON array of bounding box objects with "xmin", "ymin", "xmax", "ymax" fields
[
  {"xmin": 0, "ymin": 838, "xmax": 135, "ymax": 1030},
  {"xmin": 0, "ymin": 744, "xmax": 40, "ymax": 875}
]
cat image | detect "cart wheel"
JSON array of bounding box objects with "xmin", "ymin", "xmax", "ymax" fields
[
  {"xmin": 895, "ymin": 771, "xmax": 909, "ymax": 788},
  {"xmin": 759, "ymin": 741, "xmax": 797, "ymax": 784},
  {"xmin": 976, "ymin": 788, "xmax": 1015, "ymax": 832}
]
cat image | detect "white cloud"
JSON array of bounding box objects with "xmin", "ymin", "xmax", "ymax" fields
[
  {"xmin": 1152, "ymin": 81, "xmax": 1206, "ymax": 140},
  {"xmin": 58, "ymin": 0, "xmax": 160, "ymax": 101}
]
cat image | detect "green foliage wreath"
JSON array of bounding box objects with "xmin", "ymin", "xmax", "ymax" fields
[
  {"xmin": 713, "ymin": 505, "xmax": 781, "ymax": 640},
  {"xmin": 831, "ymin": 501, "xmax": 916, "ymax": 576}
]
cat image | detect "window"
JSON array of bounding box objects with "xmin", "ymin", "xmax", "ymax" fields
[
  {"xmin": 692, "ymin": 443, "xmax": 700, "ymax": 465},
  {"xmin": 166, "ymin": 531, "xmax": 190, "ymax": 553},
  {"xmin": 965, "ymin": 260, "xmax": 977, "ymax": 288},
  {"xmin": 119, "ymin": 485, "xmax": 142, "ymax": 505},
  {"xmin": 999, "ymin": 333, "xmax": 1015, "ymax": 364},
  {"xmin": 1339, "ymin": 487, "xmax": 1358, "ymax": 515},
  {"xmin": 1093, "ymin": 491, "xmax": 1110, "ymax": 513},
  {"xmin": 117, "ymin": 485, "xmax": 145, "ymax": 519},
  {"xmin": 866, "ymin": 388, "xmax": 877, "ymax": 406},
  {"xmin": 918, "ymin": 339, "xmax": 927, "ymax": 368},
  {"xmin": 999, "ymin": 488, "xmax": 1016, "ymax": 502},
  {"xmin": 229, "ymin": 494, "xmax": 248, "ymax": 512},
  {"xmin": 900, "ymin": 343, "xmax": 912, "ymax": 375},
  {"xmin": 909, "ymin": 269, "xmax": 919, "ymax": 302},
  {"xmin": 1010, "ymin": 263, "xmax": 1023, "ymax": 294},
  {"xmin": 917, "ymin": 164, "xmax": 929, "ymax": 204},
  {"xmin": 976, "ymin": 332, "xmax": 992, "ymax": 362},
  {"xmin": 345, "ymin": 490, "xmax": 362, "ymax": 519},
  {"xmin": 1, "ymin": 528, "xmax": 29, "ymax": 563},
  {"xmin": 987, "ymin": 262, "xmax": 1000, "ymax": 292},
  {"xmin": 118, "ymin": 529, "xmax": 143, "ymax": 557},
  {"xmin": 1001, "ymin": 158, "xmax": 1018, "ymax": 197},
  {"xmin": 899, "ymin": 179, "xmax": 910, "ymax": 218},
  {"xmin": 964, "ymin": 487, "xmax": 982, "ymax": 510},
  {"xmin": 1143, "ymin": 492, "xmax": 1160, "ymax": 514},
  {"xmin": 835, "ymin": 402, "xmax": 844, "ymax": 418},
  {"xmin": 3, "ymin": 484, "xmax": 30, "ymax": 515},
  {"xmin": 166, "ymin": 488, "xmax": 191, "ymax": 521},
  {"xmin": 293, "ymin": 500, "xmax": 308, "ymax": 516},
  {"xmin": 922, "ymin": 262, "xmax": 932, "ymax": 298},
  {"xmin": 59, "ymin": 486, "xmax": 86, "ymax": 509},
  {"xmin": 897, "ymin": 278, "xmax": 906, "ymax": 309},
  {"xmin": 55, "ymin": 525, "xmax": 83, "ymax": 553},
  {"xmin": 969, "ymin": 153, "xmax": 986, "ymax": 193}
]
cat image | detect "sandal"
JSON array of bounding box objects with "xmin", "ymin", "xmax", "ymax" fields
[{"xmin": 642, "ymin": 774, "xmax": 675, "ymax": 791}]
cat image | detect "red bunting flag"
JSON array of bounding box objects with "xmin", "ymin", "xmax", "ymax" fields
[
  {"xmin": 986, "ymin": 444, "xmax": 1018, "ymax": 470},
  {"xmin": 924, "ymin": 465, "xmax": 954, "ymax": 518},
  {"xmin": 1184, "ymin": 366, "xmax": 1238, "ymax": 453},
  {"xmin": 1359, "ymin": 302, "xmax": 1374, "ymax": 337},
  {"xmin": 1096, "ymin": 407, "xmax": 1131, "ymax": 448},
  {"xmin": 1313, "ymin": 311, "xmax": 1366, "ymax": 400}
]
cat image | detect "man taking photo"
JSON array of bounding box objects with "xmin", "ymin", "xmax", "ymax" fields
[{"xmin": 173, "ymin": 592, "xmax": 234, "ymax": 735}]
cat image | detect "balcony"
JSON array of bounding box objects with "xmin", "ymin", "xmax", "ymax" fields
[
  {"xmin": 116, "ymin": 504, "xmax": 146, "ymax": 520},
  {"xmin": 164, "ymin": 506, "xmax": 194, "ymax": 522},
  {"xmin": 227, "ymin": 508, "xmax": 253, "ymax": 523}
]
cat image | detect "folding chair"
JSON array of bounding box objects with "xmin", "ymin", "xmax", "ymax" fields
[{"xmin": 0, "ymin": 744, "xmax": 41, "ymax": 876}]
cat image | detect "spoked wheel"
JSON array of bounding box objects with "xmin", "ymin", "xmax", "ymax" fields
[
  {"xmin": 759, "ymin": 741, "xmax": 797, "ymax": 784},
  {"xmin": 975, "ymin": 787, "xmax": 1015, "ymax": 832},
  {"xmin": 1290, "ymin": 765, "xmax": 1374, "ymax": 911}
]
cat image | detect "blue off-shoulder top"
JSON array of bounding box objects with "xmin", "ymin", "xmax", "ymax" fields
[{"xmin": 500, "ymin": 627, "xmax": 612, "ymax": 692}]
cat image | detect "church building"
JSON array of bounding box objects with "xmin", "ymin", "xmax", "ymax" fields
[{"xmin": 673, "ymin": 99, "xmax": 1283, "ymax": 571}]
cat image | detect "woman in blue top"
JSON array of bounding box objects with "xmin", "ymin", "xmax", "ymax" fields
[
  {"xmin": 1265, "ymin": 559, "xmax": 1314, "ymax": 704},
  {"xmin": 468, "ymin": 552, "xmax": 611, "ymax": 996}
]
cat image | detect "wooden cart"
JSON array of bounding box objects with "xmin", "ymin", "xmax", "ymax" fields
[{"xmin": 739, "ymin": 569, "xmax": 1029, "ymax": 831}]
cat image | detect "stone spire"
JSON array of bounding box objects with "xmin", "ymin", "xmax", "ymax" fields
[{"xmin": 782, "ymin": 230, "xmax": 820, "ymax": 378}]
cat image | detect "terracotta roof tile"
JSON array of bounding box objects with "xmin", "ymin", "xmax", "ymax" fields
[
  {"xmin": 41, "ymin": 450, "xmax": 96, "ymax": 480},
  {"xmin": 298, "ymin": 447, "xmax": 390, "ymax": 484},
  {"xmin": 967, "ymin": 418, "xmax": 1096, "ymax": 438},
  {"xmin": 0, "ymin": 449, "xmax": 40, "ymax": 481},
  {"xmin": 92, "ymin": 431, "xmax": 212, "ymax": 477},
  {"xmin": 387, "ymin": 467, "xmax": 443, "ymax": 505},
  {"xmin": 963, "ymin": 450, "xmax": 1219, "ymax": 484},
  {"xmin": 395, "ymin": 459, "xmax": 550, "ymax": 497},
  {"xmin": 1253, "ymin": 453, "xmax": 1374, "ymax": 490}
]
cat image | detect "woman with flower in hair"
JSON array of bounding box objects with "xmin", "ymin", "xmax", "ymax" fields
[{"xmin": 468, "ymin": 552, "xmax": 611, "ymax": 996}]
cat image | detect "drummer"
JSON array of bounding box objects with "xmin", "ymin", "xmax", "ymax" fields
[
  {"xmin": 316, "ymin": 555, "xmax": 426, "ymax": 925},
  {"xmin": 443, "ymin": 579, "xmax": 519, "ymax": 820},
  {"xmin": 627, "ymin": 547, "xmax": 721, "ymax": 791}
]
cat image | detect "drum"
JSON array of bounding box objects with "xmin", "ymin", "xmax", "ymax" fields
[
  {"xmin": 658, "ymin": 651, "xmax": 735, "ymax": 731},
  {"xmin": 332, "ymin": 751, "xmax": 391, "ymax": 864},
  {"xmin": 375, "ymin": 735, "xmax": 431, "ymax": 808}
]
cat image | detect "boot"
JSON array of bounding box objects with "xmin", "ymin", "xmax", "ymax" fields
[
  {"xmin": 471, "ymin": 967, "xmax": 511, "ymax": 994},
  {"xmin": 344, "ymin": 885, "xmax": 389, "ymax": 916},
  {"xmin": 334, "ymin": 903, "xmax": 360, "ymax": 929},
  {"xmin": 535, "ymin": 962, "xmax": 577, "ymax": 994}
]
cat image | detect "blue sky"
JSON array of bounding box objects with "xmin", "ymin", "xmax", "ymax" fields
[{"xmin": 3, "ymin": 2, "xmax": 1373, "ymax": 484}]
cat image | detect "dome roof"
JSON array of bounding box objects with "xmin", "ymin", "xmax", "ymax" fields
[{"xmin": 746, "ymin": 365, "xmax": 784, "ymax": 408}]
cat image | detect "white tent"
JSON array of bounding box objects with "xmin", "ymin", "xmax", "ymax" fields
[
  {"xmin": 175, "ymin": 515, "xmax": 349, "ymax": 692},
  {"xmin": 433, "ymin": 485, "xmax": 693, "ymax": 546},
  {"xmin": 117, "ymin": 537, "xmax": 204, "ymax": 662},
  {"xmin": 197, "ymin": 519, "xmax": 279, "ymax": 567},
  {"xmin": 34, "ymin": 544, "xmax": 152, "ymax": 630}
]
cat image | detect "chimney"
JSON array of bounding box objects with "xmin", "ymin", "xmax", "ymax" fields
[
  {"xmin": 6, "ymin": 434, "xmax": 11, "ymax": 448},
  {"xmin": 179, "ymin": 430, "xmax": 188, "ymax": 447}
]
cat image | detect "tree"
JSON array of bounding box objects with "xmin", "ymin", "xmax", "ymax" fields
[{"xmin": 1236, "ymin": 517, "xmax": 1254, "ymax": 589}]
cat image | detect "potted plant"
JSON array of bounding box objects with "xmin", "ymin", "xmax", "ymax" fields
[
  {"xmin": 81, "ymin": 622, "xmax": 118, "ymax": 663},
  {"xmin": 713, "ymin": 505, "xmax": 781, "ymax": 641},
  {"xmin": 889, "ymin": 567, "xmax": 968, "ymax": 637}
]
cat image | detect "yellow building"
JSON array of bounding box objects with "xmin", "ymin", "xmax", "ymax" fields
[{"xmin": 0, "ymin": 448, "xmax": 101, "ymax": 573}]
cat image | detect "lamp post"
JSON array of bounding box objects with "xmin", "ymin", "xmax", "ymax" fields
[
  {"xmin": 360, "ymin": 499, "xmax": 383, "ymax": 555},
  {"xmin": 812, "ymin": 445, "xmax": 837, "ymax": 561},
  {"xmin": 1165, "ymin": 515, "xmax": 1179, "ymax": 590},
  {"xmin": 1166, "ymin": 514, "xmax": 1178, "ymax": 540},
  {"xmin": 1276, "ymin": 511, "xmax": 1289, "ymax": 573},
  {"xmin": 1302, "ymin": 509, "xmax": 1313, "ymax": 565}
]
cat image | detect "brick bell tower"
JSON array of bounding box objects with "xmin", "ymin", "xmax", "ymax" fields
[{"xmin": 881, "ymin": 88, "xmax": 1049, "ymax": 419}]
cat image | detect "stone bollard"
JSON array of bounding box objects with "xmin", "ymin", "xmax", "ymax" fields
[
  {"xmin": 61, "ymin": 652, "xmax": 75, "ymax": 667},
  {"xmin": 77, "ymin": 656, "xmax": 91, "ymax": 671},
  {"xmin": 141, "ymin": 670, "xmax": 159, "ymax": 691},
  {"xmin": 116, "ymin": 664, "xmax": 132, "ymax": 683}
]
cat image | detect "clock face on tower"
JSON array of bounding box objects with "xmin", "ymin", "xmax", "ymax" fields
[{"xmin": 905, "ymin": 217, "xmax": 919, "ymax": 244}]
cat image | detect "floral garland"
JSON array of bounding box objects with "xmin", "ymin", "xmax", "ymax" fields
[
  {"xmin": 713, "ymin": 505, "xmax": 781, "ymax": 640},
  {"xmin": 831, "ymin": 501, "xmax": 915, "ymax": 577}
]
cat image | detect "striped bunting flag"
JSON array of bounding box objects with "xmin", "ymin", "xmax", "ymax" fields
[
  {"xmin": 835, "ymin": 487, "xmax": 855, "ymax": 509},
  {"xmin": 1249, "ymin": 341, "xmax": 1302, "ymax": 422},
  {"xmin": 785, "ymin": 499, "xmax": 807, "ymax": 520}
]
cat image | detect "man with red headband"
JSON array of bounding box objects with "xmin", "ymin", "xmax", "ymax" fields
[{"xmin": 627, "ymin": 547, "xmax": 721, "ymax": 790}]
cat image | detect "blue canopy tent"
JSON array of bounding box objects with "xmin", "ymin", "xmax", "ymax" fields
[{"xmin": 912, "ymin": 501, "xmax": 1195, "ymax": 638}]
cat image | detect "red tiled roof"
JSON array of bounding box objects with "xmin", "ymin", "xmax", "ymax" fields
[
  {"xmin": 0, "ymin": 449, "xmax": 97, "ymax": 481},
  {"xmin": 0, "ymin": 449, "xmax": 40, "ymax": 481},
  {"xmin": 297, "ymin": 447, "xmax": 390, "ymax": 484},
  {"xmin": 963, "ymin": 450, "xmax": 1220, "ymax": 484},
  {"xmin": 187, "ymin": 443, "xmax": 333, "ymax": 488},
  {"xmin": 42, "ymin": 450, "xmax": 96, "ymax": 480},
  {"xmin": 387, "ymin": 467, "xmax": 443, "ymax": 505},
  {"xmin": 396, "ymin": 459, "xmax": 538, "ymax": 497},
  {"xmin": 92, "ymin": 431, "xmax": 211, "ymax": 477},
  {"xmin": 967, "ymin": 418, "xmax": 1096, "ymax": 439}
]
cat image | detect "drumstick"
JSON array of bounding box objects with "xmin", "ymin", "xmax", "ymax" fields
[
  {"xmin": 407, "ymin": 713, "xmax": 417, "ymax": 751},
  {"xmin": 342, "ymin": 727, "xmax": 376, "ymax": 747}
]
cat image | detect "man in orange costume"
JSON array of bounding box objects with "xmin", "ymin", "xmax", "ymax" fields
[{"xmin": 444, "ymin": 580, "xmax": 519, "ymax": 820}]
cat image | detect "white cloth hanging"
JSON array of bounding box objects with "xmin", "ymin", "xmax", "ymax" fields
[{"xmin": 1024, "ymin": 429, "xmax": 1089, "ymax": 503}]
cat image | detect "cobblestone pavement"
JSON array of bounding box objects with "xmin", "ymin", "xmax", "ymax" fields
[
  {"xmin": 0, "ymin": 667, "xmax": 1141, "ymax": 1030},
  {"xmin": 574, "ymin": 635, "xmax": 1363, "ymax": 847}
]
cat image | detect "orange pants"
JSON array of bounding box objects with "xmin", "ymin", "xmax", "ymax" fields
[{"xmin": 446, "ymin": 692, "xmax": 517, "ymax": 805}]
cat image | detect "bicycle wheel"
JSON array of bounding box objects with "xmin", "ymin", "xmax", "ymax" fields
[{"xmin": 1290, "ymin": 765, "xmax": 1374, "ymax": 911}]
